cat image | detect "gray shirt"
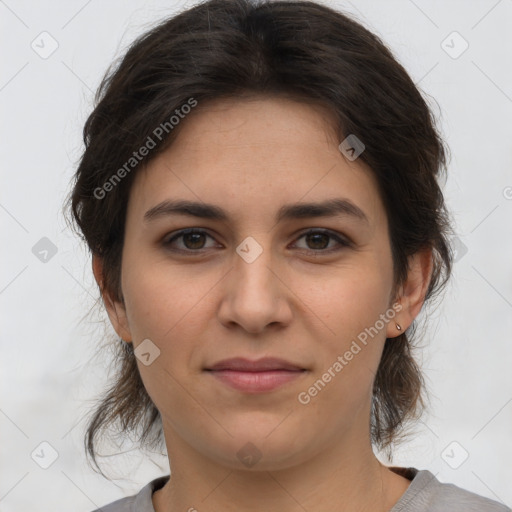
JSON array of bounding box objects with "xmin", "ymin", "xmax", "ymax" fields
[{"xmin": 91, "ymin": 467, "xmax": 511, "ymax": 511}]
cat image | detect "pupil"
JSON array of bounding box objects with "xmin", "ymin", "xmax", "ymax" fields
[
  {"xmin": 185, "ymin": 233, "xmax": 204, "ymax": 249},
  {"xmin": 307, "ymin": 233, "xmax": 328, "ymax": 249}
]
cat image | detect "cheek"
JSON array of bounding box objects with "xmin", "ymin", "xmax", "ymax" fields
[
  {"xmin": 121, "ymin": 254, "xmax": 208, "ymax": 341},
  {"xmin": 307, "ymin": 260, "xmax": 391, "ymax": 325},
  {"xmin": 304, "ymin": 263, "xmax": 393, "ymax": 372},
  {"xmin": 119, "ymin": 258, "xmax": 212, "ymax": 406}
]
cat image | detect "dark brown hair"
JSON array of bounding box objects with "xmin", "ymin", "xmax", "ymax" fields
[{"xmin": 65, "ymin": 0, "xmax": 454, "ymax": 474}]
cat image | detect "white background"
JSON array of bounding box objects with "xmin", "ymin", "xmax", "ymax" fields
[{"xmin": 1, "ymin": 0, "xmax": 511, "ymax": 510}]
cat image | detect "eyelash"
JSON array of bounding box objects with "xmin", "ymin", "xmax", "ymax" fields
[{"xmin": 162, "ymin": 228, "xmax": 351, "ymax": 255}]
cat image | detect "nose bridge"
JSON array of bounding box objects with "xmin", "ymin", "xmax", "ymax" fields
[
  {"xmin": 218, "ymin": 233, "xmax": 290, "ymax": 332},
  {"xmin": 233, "ymin": 234, "xmax": 277, "ymax": 297}
]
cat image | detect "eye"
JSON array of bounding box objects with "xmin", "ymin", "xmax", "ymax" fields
[
  {"xmin": 292, "ymin": 229, "xmax": 351, "ymax": 253},
  {"xmin": 162, "ymin": 228, "xmax": 351, "ymax": 254},
  {"xmin": 163, "ymin": 228, "xmax": 219, "ymax": 252}
]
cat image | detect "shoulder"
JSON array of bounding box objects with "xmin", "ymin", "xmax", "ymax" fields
[
  {"xmin": 392, "ymin": 468, "xmax": 511, "ymax": 512},
  {"xmin": 89, "ymin": 495, "xmax": 136, "ymax": 512},
  {"xmin": 88, "ymin": 475, "xmax": 170, "ymax": 512}
]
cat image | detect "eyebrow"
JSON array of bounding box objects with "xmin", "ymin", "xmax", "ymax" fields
[{"xmin": 143, "ymin": 198, "xmax": 369, "ymax": 225}]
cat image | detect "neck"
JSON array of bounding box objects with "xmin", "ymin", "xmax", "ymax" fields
[{"xmin": 152, "ymin": 425, "xmax": 410, "ymax": 512}]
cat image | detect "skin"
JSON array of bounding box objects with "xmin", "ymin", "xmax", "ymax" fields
[{"xmin": 93, "ymin": 95, "xmax": 432, "ymax": 512}]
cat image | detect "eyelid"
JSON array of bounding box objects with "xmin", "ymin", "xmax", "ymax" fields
[
  {"xmin": 163, "ymin": 228, "xmax": 220, "ymax": 251},
  {"xmin": 162, "ymin": 227, "xmax": 352, "ymax": 253},
  {"xmin": 292, "ymin": 228, "xmax": 352, "ymax": 250}
]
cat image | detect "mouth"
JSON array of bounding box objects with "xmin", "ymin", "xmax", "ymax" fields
[
  {"xmin": 204, "ymin": 357, "xmax": 307, "ymax": 372},
  {"xmin": 204, "ymin": 357, "xmax": 308, "ymax": 393}
]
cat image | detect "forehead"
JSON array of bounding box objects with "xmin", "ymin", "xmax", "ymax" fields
[
  {"xmin": 174, "ymin": 95, "xmax": 340, "ymax": 147},
  {"xmin": 127, "ymin": 96, "xmax": 384, "ymax": 228}
]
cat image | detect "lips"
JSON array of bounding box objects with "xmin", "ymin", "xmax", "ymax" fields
[
  {"xmin": 205, "ymin": 357, "xmax": 305, "ymax": 372},
  {"xmin": 204, "ymin": 357, "xmax": 307, "ymax": 393}
]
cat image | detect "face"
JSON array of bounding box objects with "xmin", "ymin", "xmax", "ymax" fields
[{"xmin": 101, "ymin": 96, "xmax": 407, "ymax": 471}]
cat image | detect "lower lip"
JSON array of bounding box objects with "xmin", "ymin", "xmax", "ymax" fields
[{"xmin": 206, "ymin": 369, "xmax": 306, "ymax": 393}]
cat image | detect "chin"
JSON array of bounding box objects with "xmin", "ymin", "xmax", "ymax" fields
[{"xmin": 199, "ymin": 425, "xmax": 316, "ymax": 472}]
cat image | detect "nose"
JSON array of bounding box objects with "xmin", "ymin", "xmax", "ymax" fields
[{"xmin": 217, "ymin": 240, "xmax": 293, "ymax": 334}]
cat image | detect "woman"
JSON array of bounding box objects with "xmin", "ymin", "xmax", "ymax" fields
[{"xmin": 66, "ymin": 0, "xmax": 510, "ymax": 510}]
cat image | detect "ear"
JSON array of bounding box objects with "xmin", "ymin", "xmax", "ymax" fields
[
  {"xmin": 386, "ymin": 248, "xmax": 433, "ymax": 338},
  {"xmin": 92, "ymin": 254, "xmax": 133, "ymax": 343}
]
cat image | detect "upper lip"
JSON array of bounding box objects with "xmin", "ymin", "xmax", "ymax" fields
[{"xmin": 206, "ymin": 357, "xmax": 305, "ymax": 372}]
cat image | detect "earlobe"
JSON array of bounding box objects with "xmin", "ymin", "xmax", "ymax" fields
[
  {"xmin": 92, "ymin": 254, "xmax": 104, "ymax": 292},
  {"xmin": 92, "ymin": 254, "xmax": 133, "ymax": 343},
  {"xmin": 386, "ymin": 298, "xmax": 405, "ymax": 338},
  {"xmin": 386, "ymin": 248, "xmax": 433, "ymax": 338}
]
